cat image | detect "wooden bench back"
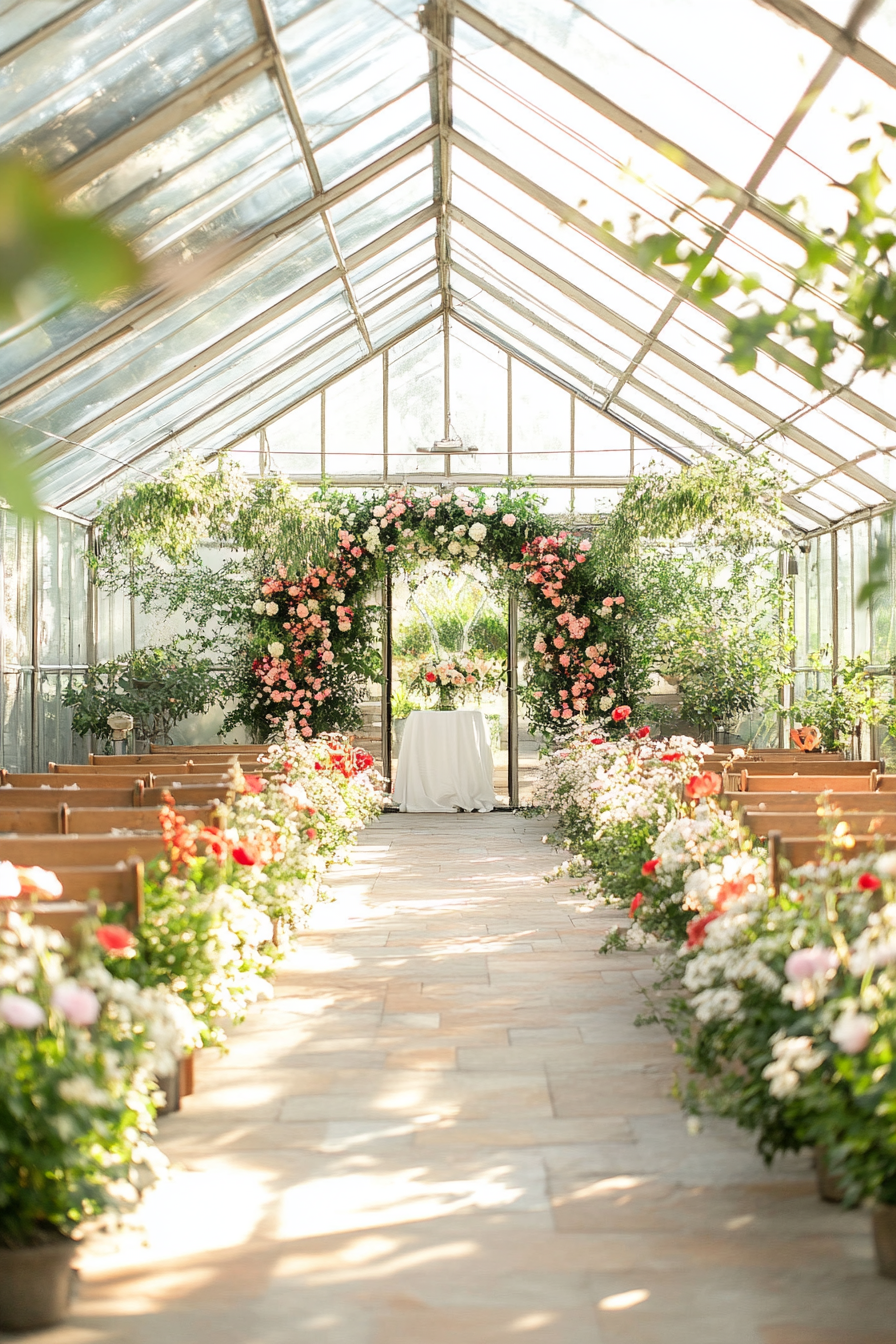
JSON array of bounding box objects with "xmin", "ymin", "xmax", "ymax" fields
[
  {"xmin": 149, "ymin": 742, "xmax": 267, "ymax": 753},
  {"xmin": 50, "ymin": 859, "xmax": 144, "ymax": 914},
  {"xmin": 1, "ymin": 771, "xmax": 145, "ymax": 794},
  {"xmin": 877, "ymin": 775, "xmax": 896, "ymax": 792},
  {"xmin": 65, "ymin": 805, "xmax": 217, "ymax": 834},
  {"xmin": 766, "ymin": 830, "xmax": 882, "ymax": 891},
  {"xmin": 0, "ymin": 807, "xmax": 62, "ymax": 834},
  {"xmin": 733, "ymin": 791, "xmax": 896, "ymax": 813},
  {"xmin": 744, "ymin": 811, "xmax": 896, "ymax": 839},
  {"xmin": 733, "ymin": 759, "xmax": 880, "ymax": 776},
  {"xmin": 0, "ymin": 786, "xmax": 142, "ymax": 808},
  {"xmin": 0, "ymin": 834, "xmax": 163, "ymax": 869},
  {"xmin": 144, "ymin": 784, "xmax": 229, "ymax": 806},
  {"xmin": 739, "ymin": 771, "xmax": 876, "ymax": 793},
  {"xmin": 87, "ymin": 754, "xmax": 268, "ymax": 769}
]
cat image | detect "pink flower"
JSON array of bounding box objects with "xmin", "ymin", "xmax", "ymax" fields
[
  {"xmin": 322, "ymin": 651, "xmax": 335, "ymax": 663},
  {"xmin": 550, "ymin": 708, "xmax": 561, "ymax": 718},
  {"xmin": 52, "ymin": 983, "xmax": 100, "ymax": 1027},
  {"xmin": 559, "ymin": 654, "xmax": 571, "ymax": 667},
  {"xmin": 509, "ymin": 562, "xmax": 521, "ymax": 570},
  {"xmin": 1, "ymin": 994, "xmax": 45, "ymax": 1029},
  {"xmin": 684, "ymin": 772, "xmax": 722, "ymax": 799},
  {"xmin": 615, "ymin": 596, "xmax": 625, "ymax": 605},
  {"xmin": 426, "ymin": 508, "xmax": 436, "ymax": 518},
  {"xmin": 483, "ymin": 504, "xmax": 497, "ymax": 515},
  {"xmin": 533, "ymin": 690, "xmax": 543, "ymax": 698},
  {"xmin": 501, "ymin": 514, "xmax": 516, "ymax": 526},
  {"xmin": 785, "ymin": 947, "xmax": 838, "ymax": 982},
  {"xmin": 553, "ymin": 636, "xmax": 565, "ymax": 649},
  {"xmin": 561, "ymin": 707, "xmax": 573, "ymax": 718},
  {"xmin": 602, "ymin": 596, "xmax": 614, "ymax": 608},
  {"xmin": 611, "ymin": 705, "xmax": 631, "ymax": 722},
  {"xmin": 578, "ymin": 539, "xmax": 591, "ymax": 552},
  {"xmin": 16, "ymin": 866, "xmax": 62, "ymax": 898},
  {"xmin": 301, "ymin": 726, "xmax": 313, "ymax": 737},
  {"xmin": 830, "ymin": 1012, "xmax": 873, "ymax": 1054}
]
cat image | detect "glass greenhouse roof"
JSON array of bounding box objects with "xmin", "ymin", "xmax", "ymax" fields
[{"xmin": 4, "ymin": 0, "xmax": 896, "ymax": 526}]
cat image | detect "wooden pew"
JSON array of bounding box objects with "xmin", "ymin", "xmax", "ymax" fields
[
  {"xmin": 144, "ymin": 784, "xmax": 230, "ymax": 807},
  {"xmin": 877, "ymin": 776, "xmax": 896, "ymax": 792},
  {"xmin": 0, "ymin": 835, "xmax": 164, "ymax": 870},
  {"xmin": 0, "ymin": 806, "xmax": 62, "ymax": 834},
  {"xmin": 0, "ymin": 785, "xmax": 143, "ymax": 808},
  {"xmin": 743, "ymin": 811, "xmax": 896, "ymax": 840},
  {"xmin": 733, "ymin": 759, "xmax": 881, "ymax": 776},
  {"xmin": 149, "ymin": 742, "xmax": 268, "ymax": 753},
  {"xmin": 737, "ymin": 771, "xmax": 878, "ymax": 793},
  {"xmin": 1, "ymin": 771, "xmax": 145, "ymax": 796},
  {"xmin": 733, "ymin": 792, "xmax": 896, "ymax": 814},
  {"xmin": 765, "ymin": 829, "xmax": 883, "ymax": 891},
  {"xmin": 87, "ymin": 754, "xmax": 269, "ymax": 769},
  {"xmin": 65, "ymin": 805, "xmax": 218, "ymax": 834}
]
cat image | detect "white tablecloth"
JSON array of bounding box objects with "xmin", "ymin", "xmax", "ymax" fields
[{"xmin": 393, "ymin": 709, "xmax": 496, "ymax": 813}]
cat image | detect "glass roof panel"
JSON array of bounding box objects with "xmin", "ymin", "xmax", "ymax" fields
[
  {"xmin": 0, "ymin": 1, "xmax": 86, "ymax": 51},
  {"xmin": 314, "ymin": 82, "xmax": 432, "ymax": 186},
  {"xmin": 0, "ymin": 0, "xmax": 257, "ymax": 168},
  {"xmin": 464, "ymin": 0, "xmax": 775, "ymax": 185},
  {"xmin": 328, "ymin": 145, "xmax": 433, "ymax": 252},
  {"xmin": 278, "ymin": 0, "xmax": 427, "ymax": 149},
  {"xmin": 364, "ymin": 284, "xmax": 441, "ymax": 347}
]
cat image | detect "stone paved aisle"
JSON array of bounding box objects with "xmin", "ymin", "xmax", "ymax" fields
[{"xmin": 28, "ymin": 814, "xmax": 896, "ymax": 1344}]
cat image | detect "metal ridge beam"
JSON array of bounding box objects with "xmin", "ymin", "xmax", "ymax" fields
[
  {"xmin": 0, "ymin": 123, "xmax": 439, "ymax": 410},
  {"xmin": 51, "ymin": 41, "xmax": 273, "ymax": 197}
]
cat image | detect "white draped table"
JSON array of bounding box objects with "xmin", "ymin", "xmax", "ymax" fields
[{"xmin": 393, "ymin": 709, "xmax": 497, "ymax": 813}]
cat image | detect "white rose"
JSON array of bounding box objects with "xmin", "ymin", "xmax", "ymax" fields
[
  {"xmin": 265, "ymin": 602, "xmax": 278, "ymax": 616},
  {"xmin": 268, "ymin": 642, "xmax": 285, "ymax": 658},
  {"xmin": 599, "ymin": 696, "xmax": 613, "ymax": 711},
  {"xmin": 448, "ymin": 540, "xmax": 462, "ymax": 555},
  {"xmin": 252, "ymin": 600, "xmax": 266, "ymax": 614},
  {"xmin": 436, "ymin": 526, "xmax": 445, "ymax": 535},
  {"xmin": 469, "ymin": 522, "xmax": 487, "ymax": 542},
  {"xmin": 453, "ymin": 525, "xmax": 467, "ymax": 537},
  {"xmin": 830, "ymin": 1011, "xmax": 874, "ymax": 1054},
  {"xmin": 373, "ymin": 505, "xmax": 386, "ymax": 517}
]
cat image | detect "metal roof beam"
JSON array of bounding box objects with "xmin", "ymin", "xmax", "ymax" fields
[
  {"xmin": 757, "ymin": 0, "xmax": 896, "ymax": 88},
  {"xmin": 419, "ymin": 0, "xmax": 453, "ymax": 319},
  {"xmin": 50, "ymin": 40, "xmax": 273, "ymax": 197},
  {"xmin": 26, "ymin": 202, "xmax": 438, "ymax": 469},
  {"xmin": 0, "ymin": 123, "xmax": 439, "ymax": 409},
  {"xmin": 448, "ymin": 203, "xmax": 896, "ymax": 501}
]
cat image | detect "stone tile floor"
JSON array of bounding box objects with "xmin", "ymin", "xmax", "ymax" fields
[{"xmin": 20, "ymin": 813, "xmax": 896, "ymax": 1343}]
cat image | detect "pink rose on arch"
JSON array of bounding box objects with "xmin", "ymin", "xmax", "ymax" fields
[
  {"xmin": 553, "ymin": 636, "xmax": 565, "ymax": 648},
  {"xmin": 550, "ymin": 708, "xmax": 561, "ymax": 718},
  {"xmin": 301, "ymin": 726, "xmax": 313, "ymax": 736},
  {"xmin": 830, "ymin": 1011, "xmax": 874, "ymax": 1054},
  {"xmin": 426, "ymin": 509, "xmax": 436, "ymax": 518},
  {"xmin": 533, "ymin": 690, "xmax": 543, "ymax": 698},
  {"xmin": 52, "ymin": 982, "xmax": 100, "ymax": 1027},
  {"xmin": 561, "ymin": 707, "xmax": 573, "ymax": 718},
  {"xmin": 501, "ymin": 514, "xmax": 516, "ymax": 526},
  {"xmin": 559, "ymin": 654, "xmax": 571, "ymax": 667},
  {"xmin": 602, "ymin": 596, "xmax": 614, "ymax": 608},
  {"xmin": 509, "ymin": 562, "xmax": 521, "ymax": 570},
  {"xmin": 483, "ymin": 504, "xmax": 497, "ymax": 515},
  {"xmin": 322, "ymin": 651, "xmax": 335, "ymax": 663},
  {"xmin": 578, "ymin": 539, "xmax": 591, "ymax": 552}
]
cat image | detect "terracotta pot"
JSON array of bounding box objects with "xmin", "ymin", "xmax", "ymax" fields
[
  {"xmin": 873, "ymin": 1202, "xmax": 896, "ymax": 1279},
  {"xmin": 0, "ymin": 1234, "xmax": 76, "ymax": 1330},
  {"xmin": 814, "ymin": 1146, "xmax": 845, "ymax": 1203}
]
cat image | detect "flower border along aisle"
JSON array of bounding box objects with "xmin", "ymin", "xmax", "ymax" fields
[
  {"xmin": 537, "ymin": 727, "xmax": 896, "ymax": 1277},
  {"xmin": 231, "ymin": 482, "xmax": 641, "ymax": 743}
]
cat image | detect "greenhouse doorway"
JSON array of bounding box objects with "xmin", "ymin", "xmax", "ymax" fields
[{"xmin": 379, "ymin": 568, "xmax": 542, "ymax": 807}]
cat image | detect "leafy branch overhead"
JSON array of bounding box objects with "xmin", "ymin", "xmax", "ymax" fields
[{"xmin": 633, "ymin": 125, "xmax": 896, "ymax": 389}]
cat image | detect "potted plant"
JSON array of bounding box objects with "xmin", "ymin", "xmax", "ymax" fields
[
  {"xmin": 0, "ymin": 895, "xmax": 190, "ymax": 1330},
  {"xmin": 785, "ymin": 649, "xmax": 893, "ymax": 756}
]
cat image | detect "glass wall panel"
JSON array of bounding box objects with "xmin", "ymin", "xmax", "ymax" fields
[
  {"xmin": 448, "ymin": 321, "xmax": 508, "ymax": 476},
  {"xmin": 511, "ymin": 359, "xmax": 570, "ymax": 478},
  {"xmin": 387, "ymin": 322, "xmax": 444, "ymax": 474},
  {"xmin": 574, "ymin": 402, "xmax": 631, "ymax": 477},
  {"xmin": 325, "ymin": 357, "xmax": 384, "ymax": 475}
]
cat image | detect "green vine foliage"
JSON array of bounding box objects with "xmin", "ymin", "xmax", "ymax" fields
[{"xmin": 632, "ymin": 126, "xmax": 896, "ymax": 390}]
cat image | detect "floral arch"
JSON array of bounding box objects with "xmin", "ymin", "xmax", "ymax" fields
[{"xmin": 232, "ymin": 481, "xmax": 639, "ymax": 744}]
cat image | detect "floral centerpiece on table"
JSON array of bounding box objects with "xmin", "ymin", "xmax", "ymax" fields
[
  {"xmin": 0, "ymin": 901, "xmax": 195, "ymax": 1249},
  {"xmin": 408, "ymin": 652, "xmax": 504, "ymax": 711}
]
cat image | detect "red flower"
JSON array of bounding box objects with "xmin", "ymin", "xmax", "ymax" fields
[
  {"xmin": 306, "ymin": 827, "xmax": 317, "ymax": 840},
  {"xmin": 686, "ymin": 912, "xmax": 719, "ymax": 948},
  {"xmin": 611, "ymin": 705, "xmax": 631, "ymax": 722},
  {"xmin": 96, "ymin": 924, "xmax": 136, "ymax": 955},
  {"xmin": 641, "ymin": 858, "xmax": 660, "ymax": 877},
  {"xmin": 200, "ymin": 826, "xmax": 230, "ymax": 863},
  {"xmin": 242, "ymin": 774, "xmax": 264, "ymax": 794},
  {"xmin": 858, "ymin": 872, "xmax": 882, "ymax": 891},
  {"xmin": 354, "ymin": 751, "xmax": 374, "ymax": 772},
  {"xmin": 661, "ymin": 752, "xmax": 683, "ymax": 762},
  {"xmin": 232, "ymin": 843, "xmax": 258, "ymax": 867},
  {"xmin": 425, "ymin": 672, "xmax": 437, "ymax": 682},
  {"xmin": 629, "ymin": 892, "xmax": 644, "ymax": 917},
  {"xmin": 589, "ymin": 737, "xmax": 604, "ymax": 745},
  {"xmin": 715, "ymin": 876, "xmax": 754, "ymax": 910},
  {"xmin": 685, "ymin": 772, "xmax": 723, "ymax": 799}
]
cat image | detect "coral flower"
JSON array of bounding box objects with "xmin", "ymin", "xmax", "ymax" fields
[
  {"xmin": 685, "ymin": 912, "xmax": 719, "ymax": 949},
  {"xmin": 685, "ymin": 772, "xmax": 722, "ymax": 799},
  {"xmin": 232, "ymin": 843, "xmax": 259, "ymax": 867},
  {"xmin": 95, "ymin": 924, "xmax": 137, "ymax": 955},
  {"xmin": 611, "ymin": 705, "xmax": 631, "ymax": 722},
  {"xmin": 641, "ymin": 858, "xmax": 660, "ymax": 877},
  {"xmin": 242, "ymin": 774, "xmax": 264, "ymax": 794},
  {"xmin": 629, "ymin": 892, "xmax": 644, "ymax": 917}
]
